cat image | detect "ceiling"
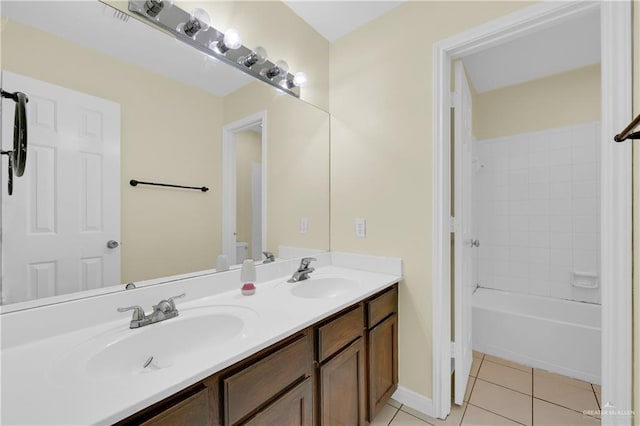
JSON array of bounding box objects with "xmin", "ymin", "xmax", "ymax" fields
[
  {"xmin": 283, "ymin": 1, "xmax": 405, "ymax": 43},
  {"xmin": 461, "ymin": 8, "xmax": 601, "ymax": 93}
]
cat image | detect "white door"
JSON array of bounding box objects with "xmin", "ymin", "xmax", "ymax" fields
[
  {"xmin": 1, "ymin": 71, "xmax": 120, "ymax": 304},
  {"xmin": 251, "ymin": 162, "xmax": 262, "ymax": 261},
  {"xmin": 453, "ymin": 61, "xmax": 475, "ymax": 405}
]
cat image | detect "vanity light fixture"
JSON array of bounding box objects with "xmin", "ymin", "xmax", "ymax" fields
[
  {"xmin": 178, "ymin": 8, "xmax": 210, "ymax": 38},
  {"xmin": 143, "ymin": 0, "xmax": 170, "ymax": 18},
  {"xmin": 238, "ymin": 46, "xmax": 268, "ymax": 68},
  {"xmin": 261, "ymin": 60, "xmax": 289, "ymax": 80},
  {"xmin": 281, "ymin": 72, "xmax": 308, "ymax": 89},
  {"xmin": 129, "ymin": 0, "xmax": 302, "ymax": 97},
  {"xmin": 210, "ymin": 29, "xmax": 242, "ymax": 54}
]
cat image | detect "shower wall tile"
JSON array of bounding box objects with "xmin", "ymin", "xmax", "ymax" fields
[{"xmin": 474, "ymin": 122, "xmax": 601, "ymax": 304}]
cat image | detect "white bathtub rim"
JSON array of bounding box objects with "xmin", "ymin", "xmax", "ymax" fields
[{"xmin": 472, "ymin": 287, "xmax": 601, "ymax": 330}]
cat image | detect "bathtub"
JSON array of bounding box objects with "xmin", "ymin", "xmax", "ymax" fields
[{"xmin": 472, "ymin": 287, "xmax": 601, "ymax": 384}]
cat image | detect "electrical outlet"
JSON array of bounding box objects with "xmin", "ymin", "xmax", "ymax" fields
[
  {"xmin": 355, "ymin": 218, "xmax": 366, "ymax": 238},
  {"xmin": 299, "ymin": 217, "xmax": 309, "ymax": 234}
]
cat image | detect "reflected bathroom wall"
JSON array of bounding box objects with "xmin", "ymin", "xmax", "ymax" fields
[{"xmin": 0, "ymin": 1, "xmax": 330, "ymax": 306}]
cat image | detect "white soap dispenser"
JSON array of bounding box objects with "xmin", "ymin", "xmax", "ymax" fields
[{"xmin": 240, "ymin": 259, "xmax": 256, "ymax": 295}]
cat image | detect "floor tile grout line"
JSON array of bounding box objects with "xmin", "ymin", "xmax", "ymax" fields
[
  {"xmin": 531, "ymin": 364, "xmax": 534, "ymax": 425},
  {"xmin": 532, "ymin": 367, "xmax": 594, "ymax": 390},
  {"xmin": 387, "ymin": 404, "xmax": 401, "ymax": 426},
  {"xmin": 465, "ymin": 402, "xmax": 529, "ymax": 426},
  {"xmin": 481, "ymin": 358, "xmax": 533, "ymax": 374},
  {"xmin": 591, "ymin": 383, "xmax": 601, "ymax": 410},
  {"xmin": 459, "ymin": 368, "xmax": 478, "ymax": 426},
  {"xmin": 467, "ymin": 355, "xmax": 529, "ymax": 426},
  {"xmin": 474, "ymin": 377, "xmax": 533, "ymax": 397},
  {"xmin": 533, "ymin": 396, "xmax": 601, "ymax": 419},
  {"xmin": 457, "ymin": 401, "xmax": 470, "ymax": 426},
  {"xmin": 397, "ymin": 405, "xmax": 435, "ymax": 425}
]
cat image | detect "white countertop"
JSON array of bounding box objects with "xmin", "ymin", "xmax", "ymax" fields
[{"xmin": 0, "ymin": 253, "xmax": 401, "ymax": 425}]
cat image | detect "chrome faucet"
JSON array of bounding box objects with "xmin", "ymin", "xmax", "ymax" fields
[
  {"xmin": 118, "ymin": 293, "xmax": 185, "ymax": 328},
  {"xmin": 288, "ymin": 257, "xmax": 316, "ymax": 283},
  {"xmin": 262, "ymin": 251, "xmax": 275, "ymax": 263}
]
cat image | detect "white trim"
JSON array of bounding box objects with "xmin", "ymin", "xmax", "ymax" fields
[
  {"xmin": 432, "ymin": 1, "xmax": 632, "ymax": 423},
  {"xmin": 391, "ymin": 386, "xmax": 433, "ymax": 418},
  {"xmin": 599, "ymin": 2, "xmax": 633, "ymax": 424},
  {"xmin": 222, "ymin": 111, "xmax": 267, "ymax": 266},
  {"xmin": 431, "ymin": 39, "xmax": 452, "ymax": 420}
]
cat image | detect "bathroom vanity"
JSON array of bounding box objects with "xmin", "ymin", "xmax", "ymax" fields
[
  {"xmin": 0, "ymin": 253, "xmax": 401, "ymax": 425},
  {"xmin": 116, "ymin": 284, "xmax": 398, "ymax": 426}
]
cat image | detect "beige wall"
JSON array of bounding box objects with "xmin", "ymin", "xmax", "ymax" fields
[
  {"xmin": 1, "ymin": 18, "xmax": 223, "ymax": 283},
  {"xmin": 224, "ymin": 82, "xmax": 330, "ymax": 254},
  {"xmin": 330, "ymin": 1, "xmax": 533, "ymax": 398},
  {"xmin": 473, "ymin": 64, "xmax": 600, "ymax": 140},
  {"xmin": 108, "ymin": 0, "xmax": 330, "ymax": 111},
  {"xmin": 235, "ymin": 130, "xmax": 261, "ymax": 255}
]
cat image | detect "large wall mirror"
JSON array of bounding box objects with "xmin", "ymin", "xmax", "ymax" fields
[{"xmin": 0, "ymin": 0, "xmax": 330, "ymax": 308}]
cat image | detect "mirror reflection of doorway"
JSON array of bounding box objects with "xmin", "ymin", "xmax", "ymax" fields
[
  {"xmin": 235, "ymin": 127, "xmax": 262, "ymax": 263},
  {"xmin": 222, "ymin": 111, "xmax": 267, "ymax": 266}
]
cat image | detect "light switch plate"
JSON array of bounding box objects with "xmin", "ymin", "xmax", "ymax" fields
[
  {"xmin": 299, "ymin": 217, "xmax": 309, "ymax": 234},
  {"xmin": 355, "ymin": 218, "xmax": 366, "ymax": 238}
]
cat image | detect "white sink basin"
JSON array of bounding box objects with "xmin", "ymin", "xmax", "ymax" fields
[
  {"xmin": 290, "ymin": 276, "xmax": 360, "ymax": 299},
  {"xmin": 54, "ymin": 305, "xmax": 258, "ymax": 379}
]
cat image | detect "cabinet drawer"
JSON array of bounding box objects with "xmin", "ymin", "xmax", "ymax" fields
[
  {"xmin": 367, "ymin": 286, "xmax": 397, "ymax": 329},
  {"xmin": 317, "ymin": 305, "xmax": 364, "ymax": 362},
  {"xmin": 141, "ymin": 387, "xmax": 210, "ymax": 426},
  {"xmin": 224, "ymin": 333, "xmax": 310, "ymax": 425}
]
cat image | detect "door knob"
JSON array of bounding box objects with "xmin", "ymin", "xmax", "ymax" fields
[
  {"xmin": 107, "ymin": 240, "xmax": 120, "ymax": 249},
  {"xmin": 470, "ymin": 239, "xmax": 480, "ymax": 248}
]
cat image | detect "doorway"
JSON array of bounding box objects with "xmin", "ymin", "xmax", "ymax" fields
[
  {"xmin": 432, "ymin": 1, "xmax": 632, "ymax": 422},
  {"xmin": 222, "ymin": 111, "xmax": 267, "ymax": 266}
]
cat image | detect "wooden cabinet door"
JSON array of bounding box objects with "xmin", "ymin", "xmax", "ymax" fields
[
  {"xmin": 368, "ymin": 314, "xmax": 398, "ymax": 420},
  {"xmin": 140, "ymin": 387, "xmax": 211, "ymax": 426},
  {"xmin": 319, "ymin": 338, "xmax": 366, "ymax": 426},
  {"xmin": 243, "ymin": 378, "xmax": 313, "ymax": 426}
]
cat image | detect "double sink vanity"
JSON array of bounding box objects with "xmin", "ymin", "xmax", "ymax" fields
[{"xmin": 0, "ymin": 252, "xmax": 401, "ymax": 425}]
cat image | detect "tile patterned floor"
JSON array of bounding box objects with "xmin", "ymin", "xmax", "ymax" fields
[{"xmin": 372, "ymin": 351, "xmax": 601, "ymax": 426}]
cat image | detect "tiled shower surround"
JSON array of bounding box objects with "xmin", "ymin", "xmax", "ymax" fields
[{"xmin": 474, "ymin": 122, "xmax": 601, "ymax": 304}]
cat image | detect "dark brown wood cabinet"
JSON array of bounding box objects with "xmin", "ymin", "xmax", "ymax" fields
[
  {"xmin": 244, "ymin": 378, "xmax": 313, "ymax": 426},
  {"xmin": 366, "ymin": 286, "xmax": 399, "ymax": 421},
  {"xmin": 318, "ymin": 338, "xmax": 366, "ymax": 426},
  {"xmin": 140, "ymin": 386, "xmax": 211, "ymax": 426},
  {"xmin": 115, "ymin": 284, "xmax": 398, "ymax": 426},
  {"xmin": 367, "ymin": 314, "xmax": 398, "ymax": 419},
  {"xmin": 223, "ymin": 333, "xmax": 311, "ymax": 425}
]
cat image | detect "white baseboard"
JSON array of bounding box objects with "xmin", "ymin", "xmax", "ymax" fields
[{"xmin": 391, "ymin": 386, "xmax": 434, "ymax": 418}]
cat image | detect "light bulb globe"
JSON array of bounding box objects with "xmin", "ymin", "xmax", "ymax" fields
[
  {"xmin": 275, "ymin": 60, "xmax": 289, "ymax": 74},
  {"xmin": 190, "ymin": 8, "xmax": 211, "ymax": 29},
  {"xmin": 293, "ymin": 72, "xmax": 308, "ymax": 88},
  {"xmin": 223, "ymin": 29, "xmax": 242, "ymax": 50},
  {"xmin": 254, "ymin": 46, "xmax": 268, "ymax": 65}
]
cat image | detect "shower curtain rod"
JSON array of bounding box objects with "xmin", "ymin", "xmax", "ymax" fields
[{"xmin": 614, "ymin": 113, "xmax": 640, "ymax": 142}]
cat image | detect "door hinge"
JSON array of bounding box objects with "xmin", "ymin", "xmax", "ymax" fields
[
  {"xmin": 450, "ymin": 217, "xmax": 456, "ymax": 233},
  {"xmin": 450, "ymin": 91, "xmax": 460, "ymax": 108},
  {"xmin": 450, "ymin": 341, "xmax": 455, "ymax": 357}
]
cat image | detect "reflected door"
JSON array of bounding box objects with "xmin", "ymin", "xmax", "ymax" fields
[{"xmin": 1, "ymin": 71, "xmax": 120, "ymax": 304}]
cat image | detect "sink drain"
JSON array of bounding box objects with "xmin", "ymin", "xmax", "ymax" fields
[{"xmin": 143, "ymin": 356, "xmax": 154, "ymax": 368}]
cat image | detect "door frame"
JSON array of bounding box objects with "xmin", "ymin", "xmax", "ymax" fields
[
  {"xmin": 431, "ymin": 1, "xmax": 632, "ymax": 422},
  {"xmin": 222, "ymin": 111, "xmax": 267, "ymax": 265}
]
